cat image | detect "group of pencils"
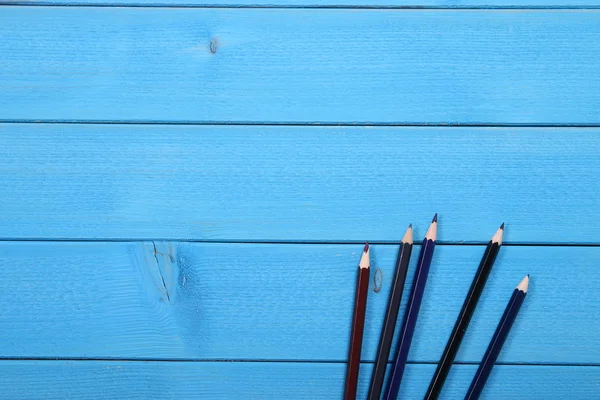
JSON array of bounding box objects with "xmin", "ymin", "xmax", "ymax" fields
[{"xmin": 344, "ymin": 214, "xmax": 529, "ymax": 400}]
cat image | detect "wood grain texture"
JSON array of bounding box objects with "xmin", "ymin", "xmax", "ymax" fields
[
  {"xmin": 1, "ymin": 8, "xmax": 600, "ymax": 124},
  {"xmin": 0, "ymin": 124, "xmax": 598, "ymax": 243},
  {"xmin": 1, "ymin": 241, "xmax": 598, "ymax": 363},
  {"xmin": 0, "ymin": 361, "xmax": 598, "ymax": 400},
  {"xmin": 5, "ymin": 0, "xmax": 600, "ymax": 7}
]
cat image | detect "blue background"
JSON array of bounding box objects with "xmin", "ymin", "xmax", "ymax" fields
[{"xmin": 0, "ymin": 3, "xmax": 599, "ymax": 399}]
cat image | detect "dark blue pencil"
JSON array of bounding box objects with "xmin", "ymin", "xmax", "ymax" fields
[
  {"xmin": 425, "ymin": 224, "xmax": 505, "ymax": 399},
  {"xmin": 383, "ymin": 214, "xmax": 438, "ymax": 400},
  {"xmin": 464, "ymin": 275, "xmax": 529, "ymax": 400},
  {"xmin": 367, "ymin": 224, "xmax": 413, "ymax": 400}
]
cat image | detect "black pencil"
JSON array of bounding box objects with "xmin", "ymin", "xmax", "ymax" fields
[
  {"xmin": 344, "ymin": 243, "xmax": 371, "ymax": 400},
  {"xmin": 384, "ymin": 214, "xmax": 438, "ymax": 400},
  {"xmin": 425, "ymin": 223, "xmax": 505, "ymax": 399},
  {"xmin": 465, "ymin": 275, "xmax": 529, "ymax": 400},
  {"xmin": 367, "ymin": 225, "xmax": 414, "ymax": 400}
]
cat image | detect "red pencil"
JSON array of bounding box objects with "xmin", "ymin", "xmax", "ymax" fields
[{"xmin": 344, "ymin": 243, "xmax": 371, "ymax": 400}]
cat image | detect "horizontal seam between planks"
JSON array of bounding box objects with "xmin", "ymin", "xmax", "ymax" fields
[
  {"xmin": 0, "ymin": 357, "xmax": 598, "ymax": 366},
  {"xmin": 2, "ymin": 120, "xmax": 600, "ymax": 128},
  {"xmin": 1, "ymin": 3, "xmax": 600, "ymax": 9},
  {"xmin": 0, "ymin": 239, "xmax": 599, "ymax": 246}
]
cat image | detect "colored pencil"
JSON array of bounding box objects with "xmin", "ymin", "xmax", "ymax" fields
[
  {"xmin": 424, "ymin": 223, "xmax": 505, "ymax": 399},
  {"xmin": 367, "ymin": 225, "xmax": 414, "ymax": 400},
  {"xmin": 464, "ymin": 275, "xmax": 529, "ymax": 400},
  {"xmin": 344, "ymin": 242, "xmax": 371, "ymax": 400},
  {"xmin": 384, "ymin": 214, "xmax": 438, "ymax": 400}
]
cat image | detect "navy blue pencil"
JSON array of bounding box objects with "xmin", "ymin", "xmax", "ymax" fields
[
  {"xmin": 383, "ymin": 214, "xmax": 438, "ymax": 400},
  {"xmin": 464, "ymin": 275, "xmax": 529, "ymax": 400}
]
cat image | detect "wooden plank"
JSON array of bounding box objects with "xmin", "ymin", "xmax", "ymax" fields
[
  {"xmin": 1, "ymin": 241, "xmax": 598, "ymax": 363},
  {"xmin": 1, "ymin": 9, "xmax": 600, "ymax": 124},
  {"xmin": 6, "ymin": 0, "xmax": 600, "ymax": 7},
  {"xmin": 0, "ymin": 124, "xmax": 597, "ymax": 243},
  {"xmin": 7, "ymin": 0, "xmax": 600, "ymax": 7},
  {"xmin": 0, "ymin": 360, "xmax": 597, "ymax": 399}
]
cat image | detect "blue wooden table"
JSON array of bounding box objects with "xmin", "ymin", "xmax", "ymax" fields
[{"xmin": 1, "ymin": 2, "xmax": 599, "ymax": 399}]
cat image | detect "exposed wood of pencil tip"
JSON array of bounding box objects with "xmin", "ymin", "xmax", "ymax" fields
[
  {"xmin": 359, "ymin": 243, "xmax": 370, "ymax": 269},
  {"xmin": 425, "ymin": 214, "xmax": 437, "ymax": 241},
  {"xmin": 491, "ymin": 223, "xmax": 505, "ymax": 245},
  {"xmin": 402, "ymin": 224, "xmax": 413, "ymax": 244},
  {"xmin": 517, "ymin": 275, "xmax": 530, "ymax": 293}
]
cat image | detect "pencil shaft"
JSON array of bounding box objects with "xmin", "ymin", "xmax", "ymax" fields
[
  {"xmin": 344, "ymin": 266, "xmax": 370, "ymax": 400},
  {"xmin": 384, "ymin": 238, "xmax": 436, "ymax": 400},
  {"xmin": 425, "ymin": 241, "xmax": 501, "ymax": 399},
  {"xmin": 464, "ymin": 288, "xmax": 527, "ymax": 400},
  {"xmin": 367, "ymin": 242, "xmax": 413, "ymax": 400}
]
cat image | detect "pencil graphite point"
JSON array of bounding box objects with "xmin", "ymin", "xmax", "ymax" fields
[
  {"xmin": 402, "ymin": 224, "xmax": 413, "ymax": 244},
  {"xmin": 359, "ymin": 243, "xmax": 371, "ymax": 269},
  {"xmin": 517, "ymin": 275, "xmax": 530, "ymax": 292},
  {"xmin": 491, "ymin": 224, "xmax": 505, "ymax": 245},
  {"xmin": 425, "ymin": 216, "xmax": 438, "ymax": 241}
]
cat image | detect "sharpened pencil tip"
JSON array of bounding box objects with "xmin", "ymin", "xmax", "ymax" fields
[
  {"xmin": 359, "ymin": 243, "xmax": 370, "ymax": 269},
  {"xmin": 517, "ymin": 275, "xmax": 529, "ymax": 292},
  {"xmin": 491, "ymin": 224, "xmax": 505, "ymax": 245},
  {"xmin": 402, "ymin": 224, "xmax": 413, "ymax": 244},
  {"xmin": 425, "ymin": 216, "xmax": 438, "ymax": 241}
]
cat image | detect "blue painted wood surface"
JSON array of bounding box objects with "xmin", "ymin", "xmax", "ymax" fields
[
  {"xmin": 0, "ymin": 125, "xmax": 598, "ymax": 243},
  {"xmin": 1, "ymin": 9, "xmax": 600, "ymax": 124},
  {"xmin": 5, "ymin": 0, "xmax": 600, "ymax": 6},
  {"xmin": 1, "ymin": 2, "xmax": 598, "ymax": 399},
  {"xmin": 0, "ymin": 362, "xmax": 598, "ymax": 399},
  {"xmin": 1, "ymin": 242, "xmax": 598, "ymax": 363}
]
